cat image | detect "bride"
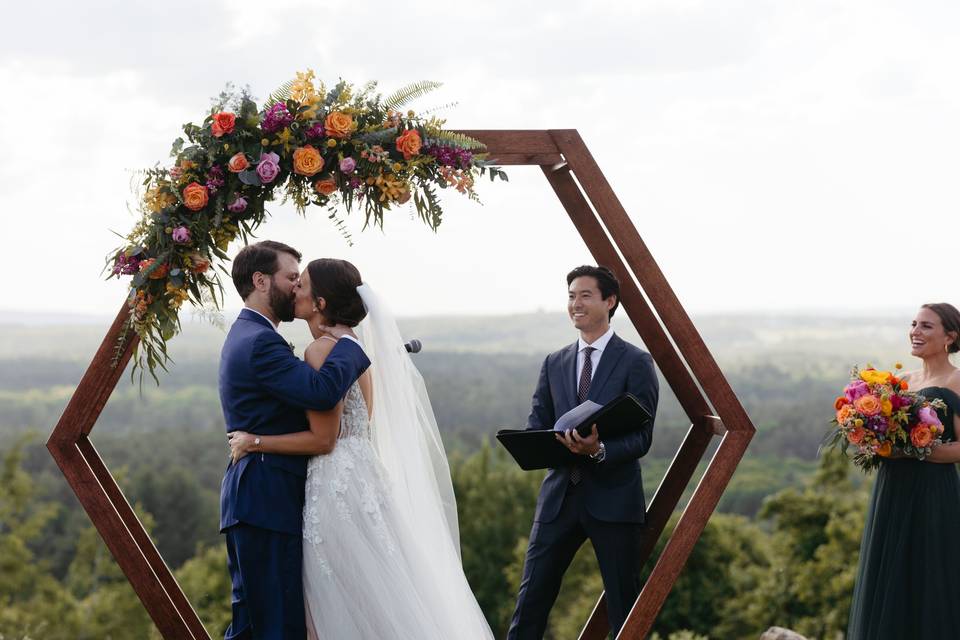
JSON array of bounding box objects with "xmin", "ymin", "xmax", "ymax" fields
[{"xmin": 228, "ymin": 258, "xmax": 493, "ymax": 639}]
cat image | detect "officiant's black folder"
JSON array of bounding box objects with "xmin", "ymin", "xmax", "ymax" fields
[{"xmin": 496, "ymin": 393, "xmax": 652, "ymax": 471}]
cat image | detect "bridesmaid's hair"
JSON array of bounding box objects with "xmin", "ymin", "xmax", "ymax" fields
[
  {"xmin": 307, "ymin": 258, "xmax": 367, "ymax": 327},
  {"xmin": 922, "ymin": 302, "xmax": 960, "ymax": 354}
]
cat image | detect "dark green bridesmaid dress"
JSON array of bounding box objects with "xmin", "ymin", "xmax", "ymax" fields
[{"xmin": 848, "ymin": 387, "xmax": 960, "ymax": 639}]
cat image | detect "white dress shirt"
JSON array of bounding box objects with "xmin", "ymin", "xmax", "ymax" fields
[{"xmin": 576, "ymin": 326, "xmax": 615, "ymax": 383}]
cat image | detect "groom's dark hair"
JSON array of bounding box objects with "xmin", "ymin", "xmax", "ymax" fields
[
  {"xmin": 232, "ymin": 240, "xmax": 302, "ymax": 300},
  {"xmin": 567, "ymin": 265, "xmax": 621, "ymax": 319}
]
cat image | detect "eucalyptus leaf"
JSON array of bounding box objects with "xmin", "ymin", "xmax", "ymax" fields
[{"xmin": 239, "ymin": 170, "xmax": 262, "ymax": 186}]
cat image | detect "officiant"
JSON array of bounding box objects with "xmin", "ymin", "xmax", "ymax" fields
[{"xmin": 507, "ymin": 265, "xmax": 659, "ymax": 639}]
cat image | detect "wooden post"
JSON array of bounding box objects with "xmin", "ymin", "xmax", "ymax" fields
[{"xmin": 48, "ymin": 130, "xmax": 755, "ymax": 638}]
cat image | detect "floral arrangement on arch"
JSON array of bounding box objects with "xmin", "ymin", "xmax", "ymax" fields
[
  {"xmin": 824, "ymin": 363, "xmax": 948, "ymax": 471},
  {"xmin": 107, "ymin": 71, "xmax": 507, "ymax": 381}
]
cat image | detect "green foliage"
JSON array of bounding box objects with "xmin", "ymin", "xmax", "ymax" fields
[
  {"xmin": 382, "ymin": 81, "xmax": 443, "ymax": 114},
  {"xmin": 452, "ymin": 441, "xmax": 544, "ymax": 635},
  {"xmin": 724, "ymin": 451, "xmax": 867, "ymax": 639},
  {"xmin": 175, "ymin": 544, "xmax": 232, "ymax": 638}
]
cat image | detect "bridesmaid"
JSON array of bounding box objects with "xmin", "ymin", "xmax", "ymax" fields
[{"xmin": 848, "ymin": 303, "xmax": 960, "ymax": 639}]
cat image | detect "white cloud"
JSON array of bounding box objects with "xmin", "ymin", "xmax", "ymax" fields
[{"xmin": 1, "ymin": 0, "xmax": 958, "ymax": 319}]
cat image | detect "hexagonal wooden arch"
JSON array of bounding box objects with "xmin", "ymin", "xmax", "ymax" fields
[{"xmin": 47, "ymin": 129, "xmax": 755, "ymax": 639}]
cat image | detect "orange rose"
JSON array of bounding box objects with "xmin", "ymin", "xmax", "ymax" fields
[
  {"xmin": 834, "ymin": 396, "xmax": 850, "ymax": 411},
  {"xmin": 187, "ymin": 251, "xmax": 210, "ymax": 274},
  {"xmin": 314, "ymin": 177, "xmax": 337, "ymax": 196},
  {"xmin": 854, "ymin": 394, "xmax": 882, "ymax": 417},
  {"xmin": 836, "ymin": 404, "xmax": 856, "ymax": 425},
  {"xmin": 139, "ymin": 258, "xmax": 170, "ymax": 280},
  {"xmin": 292, "ymin": 145, "xmax": 324, "ymax": 176},
  {"xmin": 211, "ymin": 112, "xmax": 236, "ymax": 137},
  {"xmin": 182, "ymin": 182, "xmax": 209, "ymax": 211},
  {"xmin": 847, "ymin": 426, "xmax": 866, "ymax": 445},
  {"xmin": 876, "ymin": 441, "xmax": 892, "ymax": 457},
  {"xmin": 910, "ymin": 425, "xmax": 934, "ymax": 448},
  {"xmin": 395, "ymin": 129, "xmax": 422, "ymax": 160},
  {"xmin": 227, "ymin": 153, "xmax": 249, "ymax": 173},
  {"xmin": 900, "ymin": 380, "xmax": 909, "ymax": 390},
  {"xmin": 324, "ymin": 111, "xmax": 354, "ymax": 139}
]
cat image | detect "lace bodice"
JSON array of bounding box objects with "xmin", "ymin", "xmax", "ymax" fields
[{"xmin": 338, "ymin": 382, "xmax": 371, "ymax": 440}]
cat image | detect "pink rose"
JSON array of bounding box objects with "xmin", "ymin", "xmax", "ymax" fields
[
  {"xmin": 339, "ymin": 157, "xmax": 357, "ymax": 174},
  {"xmin": 256, "ymin": 152, "xmax": 281, "ymax": 184},
  {"xmin": 919, "ymin": 406, "xmax": 942, "ymax": 426},
  {"xmin": 171, "ymin": 226, "xmax": 190, "ymax": 243},
  {"xmin": 844, "ymin": 380, "xmax": 870, "ymax": 402}
]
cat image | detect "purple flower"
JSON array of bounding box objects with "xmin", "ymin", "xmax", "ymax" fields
[
  {"xmin": 171, "ymin": 226, "xmax": 191, "ymax": 243},
  {"xmin": 205, "ymin": 165, "xmax": 225, "ymax": 194},
  {"xmin": 423, "ymin": 144, "xmax": 474, "ymax": 169},
  {"xmin": 228, "ymin": 196, "xmax": 248, "ymax": 213},
  {"xmin": 256, "ymin": 152, "xmax": 281, "ymax": 184},
  {"xmin": 866, "ymin": 416, "xmax": 888, "ymax": 433},
  {"xmin": 261, "ymin": 103, "xmax": 294, "ymax": 134},
  {"xmin": 305, "ymin": 122, "xmax": 325, "ymax": 138},
  {"xmin": 339, "ymin": 157, "xmax": 357, "ymax": 174},
  {"xmin": 348, "ymin": 177, "xmax": 361, "ymax": 189},
  {"xmin": 919, "ymin": 406, "xmax": 942, "ymax": 426},
  {"xmin": 112, "ymin": 253, "xmax": 141, "ymax": 275},
  {"xmin": 844, "ymin": 380, "xmax": 870, "ymax": 402}
]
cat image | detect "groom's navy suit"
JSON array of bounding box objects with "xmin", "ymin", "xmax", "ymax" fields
[
  {"xmin": 219, "ymin": 308, "xmax": 369, "ymax": 640},
  {"xmin": 508, "ymin": 332, "xmax": 658, "ymax": 639}
]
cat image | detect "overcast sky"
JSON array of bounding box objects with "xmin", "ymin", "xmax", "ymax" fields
[{"xmin": 2, "ymin": 0, "xmax": 957, "ymax": 319}]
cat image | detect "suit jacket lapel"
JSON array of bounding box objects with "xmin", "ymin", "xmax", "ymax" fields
[
  {"xmin": 238, "ymin": 308, "xmax": 273, "ymax": 330},
  {"xmin": 559, "ymin": 341, "xmax": 579, "ymax": 410},
  {"xmin": 589, "ymin": 333, "xmax": 626, "ymax": 399}
]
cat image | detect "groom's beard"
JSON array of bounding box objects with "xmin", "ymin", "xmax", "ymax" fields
[{"xmin": 268, "ymin": 278, "xmax": 296, "ymax": 322}]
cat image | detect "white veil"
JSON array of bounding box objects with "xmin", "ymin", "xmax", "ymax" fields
[{"xmin": 355, "ymin": 284, "xmax": 462, "ymax": 558}]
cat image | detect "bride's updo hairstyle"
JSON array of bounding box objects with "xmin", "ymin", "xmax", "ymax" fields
[
  {"xmin": 922, "ymin": 302, "xmax": 960, "ymax": 354},
  {"xmin": 307, "ymin": 258, "xmax": 367, "ymax": 327}
]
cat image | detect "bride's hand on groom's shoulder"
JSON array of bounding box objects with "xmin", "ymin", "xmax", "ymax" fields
[{"xmin": 228, "ymin": 431, "xmax": 256, "ymax": 463}]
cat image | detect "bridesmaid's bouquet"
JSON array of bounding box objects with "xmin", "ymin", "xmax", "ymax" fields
[{"xmin": 825, "ymin": 364, "xmax": 948, "ymax": 471}]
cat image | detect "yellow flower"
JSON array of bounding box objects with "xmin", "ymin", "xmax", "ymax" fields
[
  {"xmin": 327, "ymin": 139, "xmax": 338, "ymax": 148},
  {"xmin": 859, "ymin": 369, "xmax": 891, "ymax": 385},
  {"xmin": 881, "ymin": 399, "xmax": 893, "ymax": 416},
  {"xmin": 374, "ymin": 174, "xmax": 407, "ymax": 202},
  {"xmin": 276, "ymin": 128, "xmax": 295, "ymax": 152}
]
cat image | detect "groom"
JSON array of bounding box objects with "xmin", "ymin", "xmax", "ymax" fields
[
  {"xmin": 218, "ymin": 240, "xmax": 369, "ymax": 640},
  {"xmin": 508, "ymin": 265, "xmax": 659, "ymax": 639}
]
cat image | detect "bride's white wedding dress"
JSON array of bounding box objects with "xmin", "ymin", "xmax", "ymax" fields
[{"xmin": 301, "ymin": 285, "xmax": 493, "ymax": 640}]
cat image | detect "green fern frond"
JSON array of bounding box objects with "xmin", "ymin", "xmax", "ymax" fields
[
  {"xmin": 423, "ymin": 130, "xmax": 487, "ymax": 151},
  {"xmin": 382, "ymin": 81, "xmax": 442, "ymax": 113},
  {"xmin": 263, "ymin": 79, "xmax": 296, "ymax": 109}
]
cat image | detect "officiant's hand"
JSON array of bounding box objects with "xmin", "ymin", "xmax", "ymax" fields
[
  {"xmin": 556, "ymin": 424, "xmax": 601, "ymax": 456},
  {"xmin": 228, "ymin": 431, "xmax": 256, "ymax": 463}
]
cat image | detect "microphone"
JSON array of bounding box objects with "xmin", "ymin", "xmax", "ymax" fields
[{"xmin": 404, "ymin": 339, "xmax": 422, "ymax": 354}]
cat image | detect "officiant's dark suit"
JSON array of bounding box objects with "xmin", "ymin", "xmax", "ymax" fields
[{"xmin": 508, "ymin": 266, "xmax": 658, "ymax": 640}]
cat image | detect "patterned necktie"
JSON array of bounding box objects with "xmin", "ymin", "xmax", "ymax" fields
[
  {"xmin": 571, "ymin": 346, "xmax": 596, "ymax": 485},
  {"xmin": 577, "ymin": 346, "xmax": 596, "ymax": 404}
]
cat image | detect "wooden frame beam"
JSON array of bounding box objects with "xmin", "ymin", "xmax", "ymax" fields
[{"xmin": 47, "ymin": 129, "xmax": 755, "ymax": 639}]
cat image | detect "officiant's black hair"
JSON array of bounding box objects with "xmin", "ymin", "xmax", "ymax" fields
[
  {"xmin": 922, "ymin": 303, "xmax": 960, "ymax": 354},
  {"xmin": 307, "ymin": 259, "xmax": 367, "ymax": 327},
  {"xmin": 566, "ymin": 265, "xmax": 620, "ymax": 319},
  {"xmin": 231, "ymin": 240, "xmax": 302, "ymax": 300}
]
